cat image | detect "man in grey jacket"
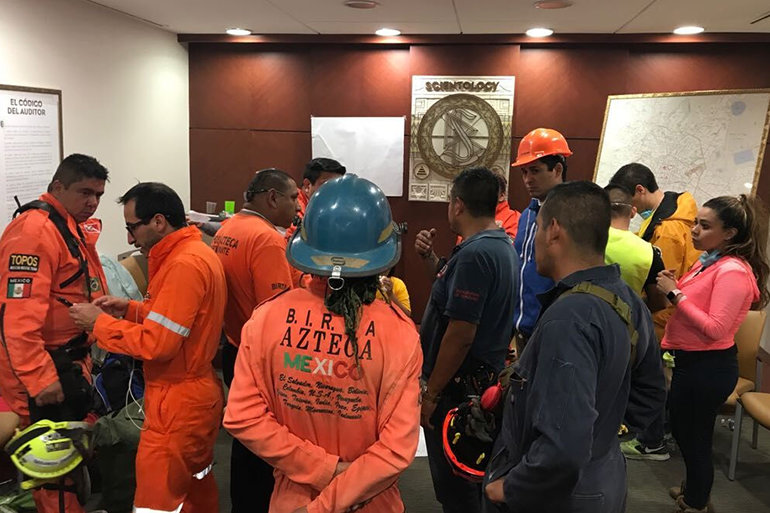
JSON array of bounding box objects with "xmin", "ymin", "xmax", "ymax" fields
[{"xmin": 483, "ymin": 181, "xmax": 666, "ymax": 513}]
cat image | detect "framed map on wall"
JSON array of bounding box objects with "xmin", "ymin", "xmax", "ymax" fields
[{"xmin": 593, "ymin": 89, "xmax": 770, "ymax": 207}]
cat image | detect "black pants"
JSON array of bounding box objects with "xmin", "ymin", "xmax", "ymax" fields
[
  {"xmin": 669, "ymin": 346, "xmax": 737, "ymax": 510},
  {"xmin": 425, "ymin": 395, "xmax": 482, "ymax": 513},
  {"xmin": 636, "ymin": 394, "xmax": 667, "ymax": 448},
  {"xmin": 223, "ymin": 341, "xmax": 275, "ymax": 513}
]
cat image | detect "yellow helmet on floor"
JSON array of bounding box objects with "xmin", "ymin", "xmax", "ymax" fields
[{"xmin": 4, "ymin": 420, "xmax": 92, "ymax": 480}]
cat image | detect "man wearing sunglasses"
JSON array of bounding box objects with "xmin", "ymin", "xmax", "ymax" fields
[
  {"xmin": 213, "ymin": 168, "xmax": 299, "ymax": 513},
  {"xmin": 69, "ymin": 182, "xmax": 227, "ymax": 513}
]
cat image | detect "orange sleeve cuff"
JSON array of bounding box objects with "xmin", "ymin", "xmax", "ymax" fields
[
  {"xmin": 92, "ymin": 313, "xmax": 124, "ymax": 353},
  {"xmin": 125, "ymin": 300, "xmax": 144, "ymax": 323}
]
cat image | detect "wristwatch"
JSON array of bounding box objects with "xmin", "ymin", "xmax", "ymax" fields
[
  {"xmin": 667, "ymin": 288, "xmax": 683, "ymax": 303},
  {"xmin": 420, "ymin": 382, "xmax": 440, "ymax": 403}
]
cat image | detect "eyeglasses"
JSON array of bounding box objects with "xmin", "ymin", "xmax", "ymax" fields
[
  {"xmin": 249, "ymin": 188, "xmax": 286, "ymax": 197},
  {"xmin": 125, "ymin": 219, "xmax": 151, "ymax": 236}
]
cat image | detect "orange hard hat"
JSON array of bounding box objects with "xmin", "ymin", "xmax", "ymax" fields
[{"xmin": 511, "ymin": 128, "xmax": 573, "ymax": 168}]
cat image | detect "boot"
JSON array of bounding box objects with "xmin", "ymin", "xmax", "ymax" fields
[
  {"xmin": 673, "ymin": 495, "xmax": 715, "ymax": 513},
  {"xmin": 669, "ymin": 482, "xmax": 684, "ymax": 500}
]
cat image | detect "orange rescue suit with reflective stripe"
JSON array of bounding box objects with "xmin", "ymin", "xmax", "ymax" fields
[{"xmin": 93, "ymin": 226, "xmax": 226, "ymax": 511}]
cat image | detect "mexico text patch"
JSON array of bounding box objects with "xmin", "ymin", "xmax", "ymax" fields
[
  {"xmin": 8, "ymin": 254, "xmax": 39, "ymax": 273},
  {"xmin": 7, "ymin": 278, "xmax": 32, "ymax": 299}
]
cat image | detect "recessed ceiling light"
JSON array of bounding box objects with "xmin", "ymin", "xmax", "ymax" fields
[
  {"xmin": 526, "ymin": 27, "xmax": 554, "ymax": 37},
  {"xmin": 534, "ymin": 0, "xmax": 573, "ymax": 9},
  {"xmin": 375, "ymin": 28, "xmax": 401, "ymax": 37},
  {"xmin": 226, "ymin": 28, "xmax": 252, "ymax": 36},
  {"xmin": 344, "ymin": 0, "xmax": 378, "ymax": 8},
  {"xmin": 744, "ymin": 182, "xmax": 753, "ymax": 189},
  {"xmin": 673, "ymin": 25, "xmax": 705, "ymax": 35}
]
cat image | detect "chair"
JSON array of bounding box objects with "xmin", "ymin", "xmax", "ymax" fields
[
  {"xmin": 729, "ymin": 392, "xmax": 770, "ymax": 480},
  {"xmin": 724, "ymin": 311, "xmax": 767, "ymax": 409},
  {"xmin": 118, "ymin": 253, "xmax": 148, "ymax": 297},
  {"xmin": 725, "ymin": 310, "xmax": 767, "ymax": 480}
]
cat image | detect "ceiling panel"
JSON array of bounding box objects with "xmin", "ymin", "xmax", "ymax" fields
[
  {"xmin": 276, "ymin": 0, "xmax": 457, "ymax": 23},
  {"xmin": 89, "ymin": 0, "xmax": 313, "ymax": 33},
  {"xmin": 85, "ymin": 0, "xmax": 770, "ymax": 34},
  {"xmin": 306, "ymin": 21, "xmax": 461, "ymax": 34},
  {"xmin": 620, "ymin": 0, "xmax": 770, "ymax": 33},
  {"xmin": 455, "ymin": 0, "xmax": 651, "ymax": 33}
]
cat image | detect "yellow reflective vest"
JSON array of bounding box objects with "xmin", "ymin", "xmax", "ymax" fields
[{"xmin": 604, "ymin": 227, "xmax": 653, "ymax": 295}]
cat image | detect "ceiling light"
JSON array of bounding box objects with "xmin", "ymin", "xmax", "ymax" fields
[
  {"xmin": 375, "ymin": 28, "xmax": 401, "ymax": 37},
  {"xmin": 744, "ymin": 182, "xmax": 753, "ymax": 189},
  {"xmin": 526, "ymin": 27, "xmax": 554, "ymax": 37},
  {"xmin": 226, "ymin": 28, "xmax": 252, "ymax": 36},
  {"xmin": 673, "ymin": 25, "xmax": 705, "ymax": 35},
  {"xmin": 534, "ymin": 0, "xmax": 573, "ymax": 9},
  {"xmin": 344, "ymin": 0, "xmax": 378, "ymax": 8}
]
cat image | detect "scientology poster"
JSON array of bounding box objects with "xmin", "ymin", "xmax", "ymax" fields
[{"xmin": 408, "ymin": 76, "xmax": 515, "ymax": 202}]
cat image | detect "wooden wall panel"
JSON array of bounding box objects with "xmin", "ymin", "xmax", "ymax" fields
[
  {"xmin": 189, "ymin": 41, "xmax": 770, "ymax": 320},
  {"xmin": 409, "ymin": 45, "xmax": 519, "ymax": 77},
  {"xmin": 189, "ymin": 45, "xmax": 312, "ymax": 131},
  {"xmin": 190, "ymin": 129, "xmax": 311, "ymax": 211},
  {"xmin": 515, "ymin": 48, "xmax": 628, "ymax": 139},
  {"xmin": 309, "ymin": 47, "xmax": 411, "ymax": 117},
  {"xmin": 627, "ymin": 46, "xmax": 770, "ymax": 95}
]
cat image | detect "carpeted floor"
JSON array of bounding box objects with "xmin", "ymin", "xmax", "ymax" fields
[{"xmin": 212, "ymin": 414, "xmax": 770, "ymax": 512}]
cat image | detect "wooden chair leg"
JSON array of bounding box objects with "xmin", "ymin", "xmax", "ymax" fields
[{"xmin": 728, "ymin": 401, "xmax": 743, "ymax": 481}]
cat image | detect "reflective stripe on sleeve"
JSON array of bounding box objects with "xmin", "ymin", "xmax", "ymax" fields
[
  {"xmin": 133, "ymin": 504, "xmax": 183, "ymax": 513},
  {"xmin": 193, "ymin": 462, "xmax": 214, "ymax": 480},
  {"xmin": 147, "ymin": 311, "xmax": 191, "ymax": 337}
]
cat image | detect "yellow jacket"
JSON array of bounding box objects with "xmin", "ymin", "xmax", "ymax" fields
[{"xmin": 638, "ymin": 191, "xmax": 701, "ymax": 339}]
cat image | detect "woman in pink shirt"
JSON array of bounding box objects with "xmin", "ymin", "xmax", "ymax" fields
[{"xmin": 656, "ymin": 195, "xmax": 769, "ymax": 513}]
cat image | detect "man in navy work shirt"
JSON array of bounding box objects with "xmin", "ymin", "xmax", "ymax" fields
[
  {"xmin": 510, "ymin": 128, "xmax": 572, "ymax": 356},
  {"xmin": 484, "ymin": 182, "xmax": 665, "ymax": 513},
  {"xmin": 415, "ymin": 166, "xmax": 519, "ymax": 513}
]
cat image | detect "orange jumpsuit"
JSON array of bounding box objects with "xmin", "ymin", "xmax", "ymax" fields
[
  {"xmin": 456, "ymin": 200, "xmax": 520, "ymax": 245},
  {"xmin": 213, "ymin": 211, "xmax": 294, "ymax": 347},
  {"xmin": 224, "ymin": 278, "xmax": 422, "ymax": 513},
  {"xmin": 93, "ymin": 226, "xmax": 226, "ymax": 513},
  {"xmin": 0, "ymin": 193, "xmax": 107, "ymax": 513}
]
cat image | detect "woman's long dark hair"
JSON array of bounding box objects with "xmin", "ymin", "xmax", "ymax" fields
[
  {"xmin": 704, "ymin": 194, "xmax": 770, "ymax": 309},
  {"xmin": 324, "ymin": 276, "xmax": 379, "ymax": 366}
]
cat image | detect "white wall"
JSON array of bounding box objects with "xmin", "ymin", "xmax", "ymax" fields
[{"xmin": 0, "ymin": 0, "xmax": 189, "ymax": 256}]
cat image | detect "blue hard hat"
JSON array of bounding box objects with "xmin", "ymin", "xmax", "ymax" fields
[{"xmin": 287, "ymin": 174, "xmax": 401, "ymax": 278}]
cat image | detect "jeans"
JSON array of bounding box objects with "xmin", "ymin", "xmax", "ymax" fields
[{"xmin": 669, "ymin": 346, "xmax": 737, "ymax": 509}]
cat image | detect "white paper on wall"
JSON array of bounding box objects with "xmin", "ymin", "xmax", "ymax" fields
[
  {"xmin": 311, "ymin": 116, "xmax": 405, "ymax": 197},
  {"xmin": 0, "ymin": 86, "xmax": 61, "ymax": 227}
]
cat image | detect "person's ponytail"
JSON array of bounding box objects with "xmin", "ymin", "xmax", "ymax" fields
[{"xmin": 707, "ymin": 194, "xmax": 770, "ymax": 309}]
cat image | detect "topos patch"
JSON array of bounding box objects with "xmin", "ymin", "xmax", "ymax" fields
[
  {"xmin": 9, "ymin": 254, "xmax": 39, "ymax": 273},
  {"xmin": 7, "ymin": 278, "xmax": 32, "ymax": 299}
]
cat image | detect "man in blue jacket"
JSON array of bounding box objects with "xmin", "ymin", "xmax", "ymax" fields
[
  {"xmin": 484, "ymin": 181, "xmax": 666, "ymax": 513},
  {"xmin": 510, "ymin": 128, "xmax": 572, "ymax": 356}
]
